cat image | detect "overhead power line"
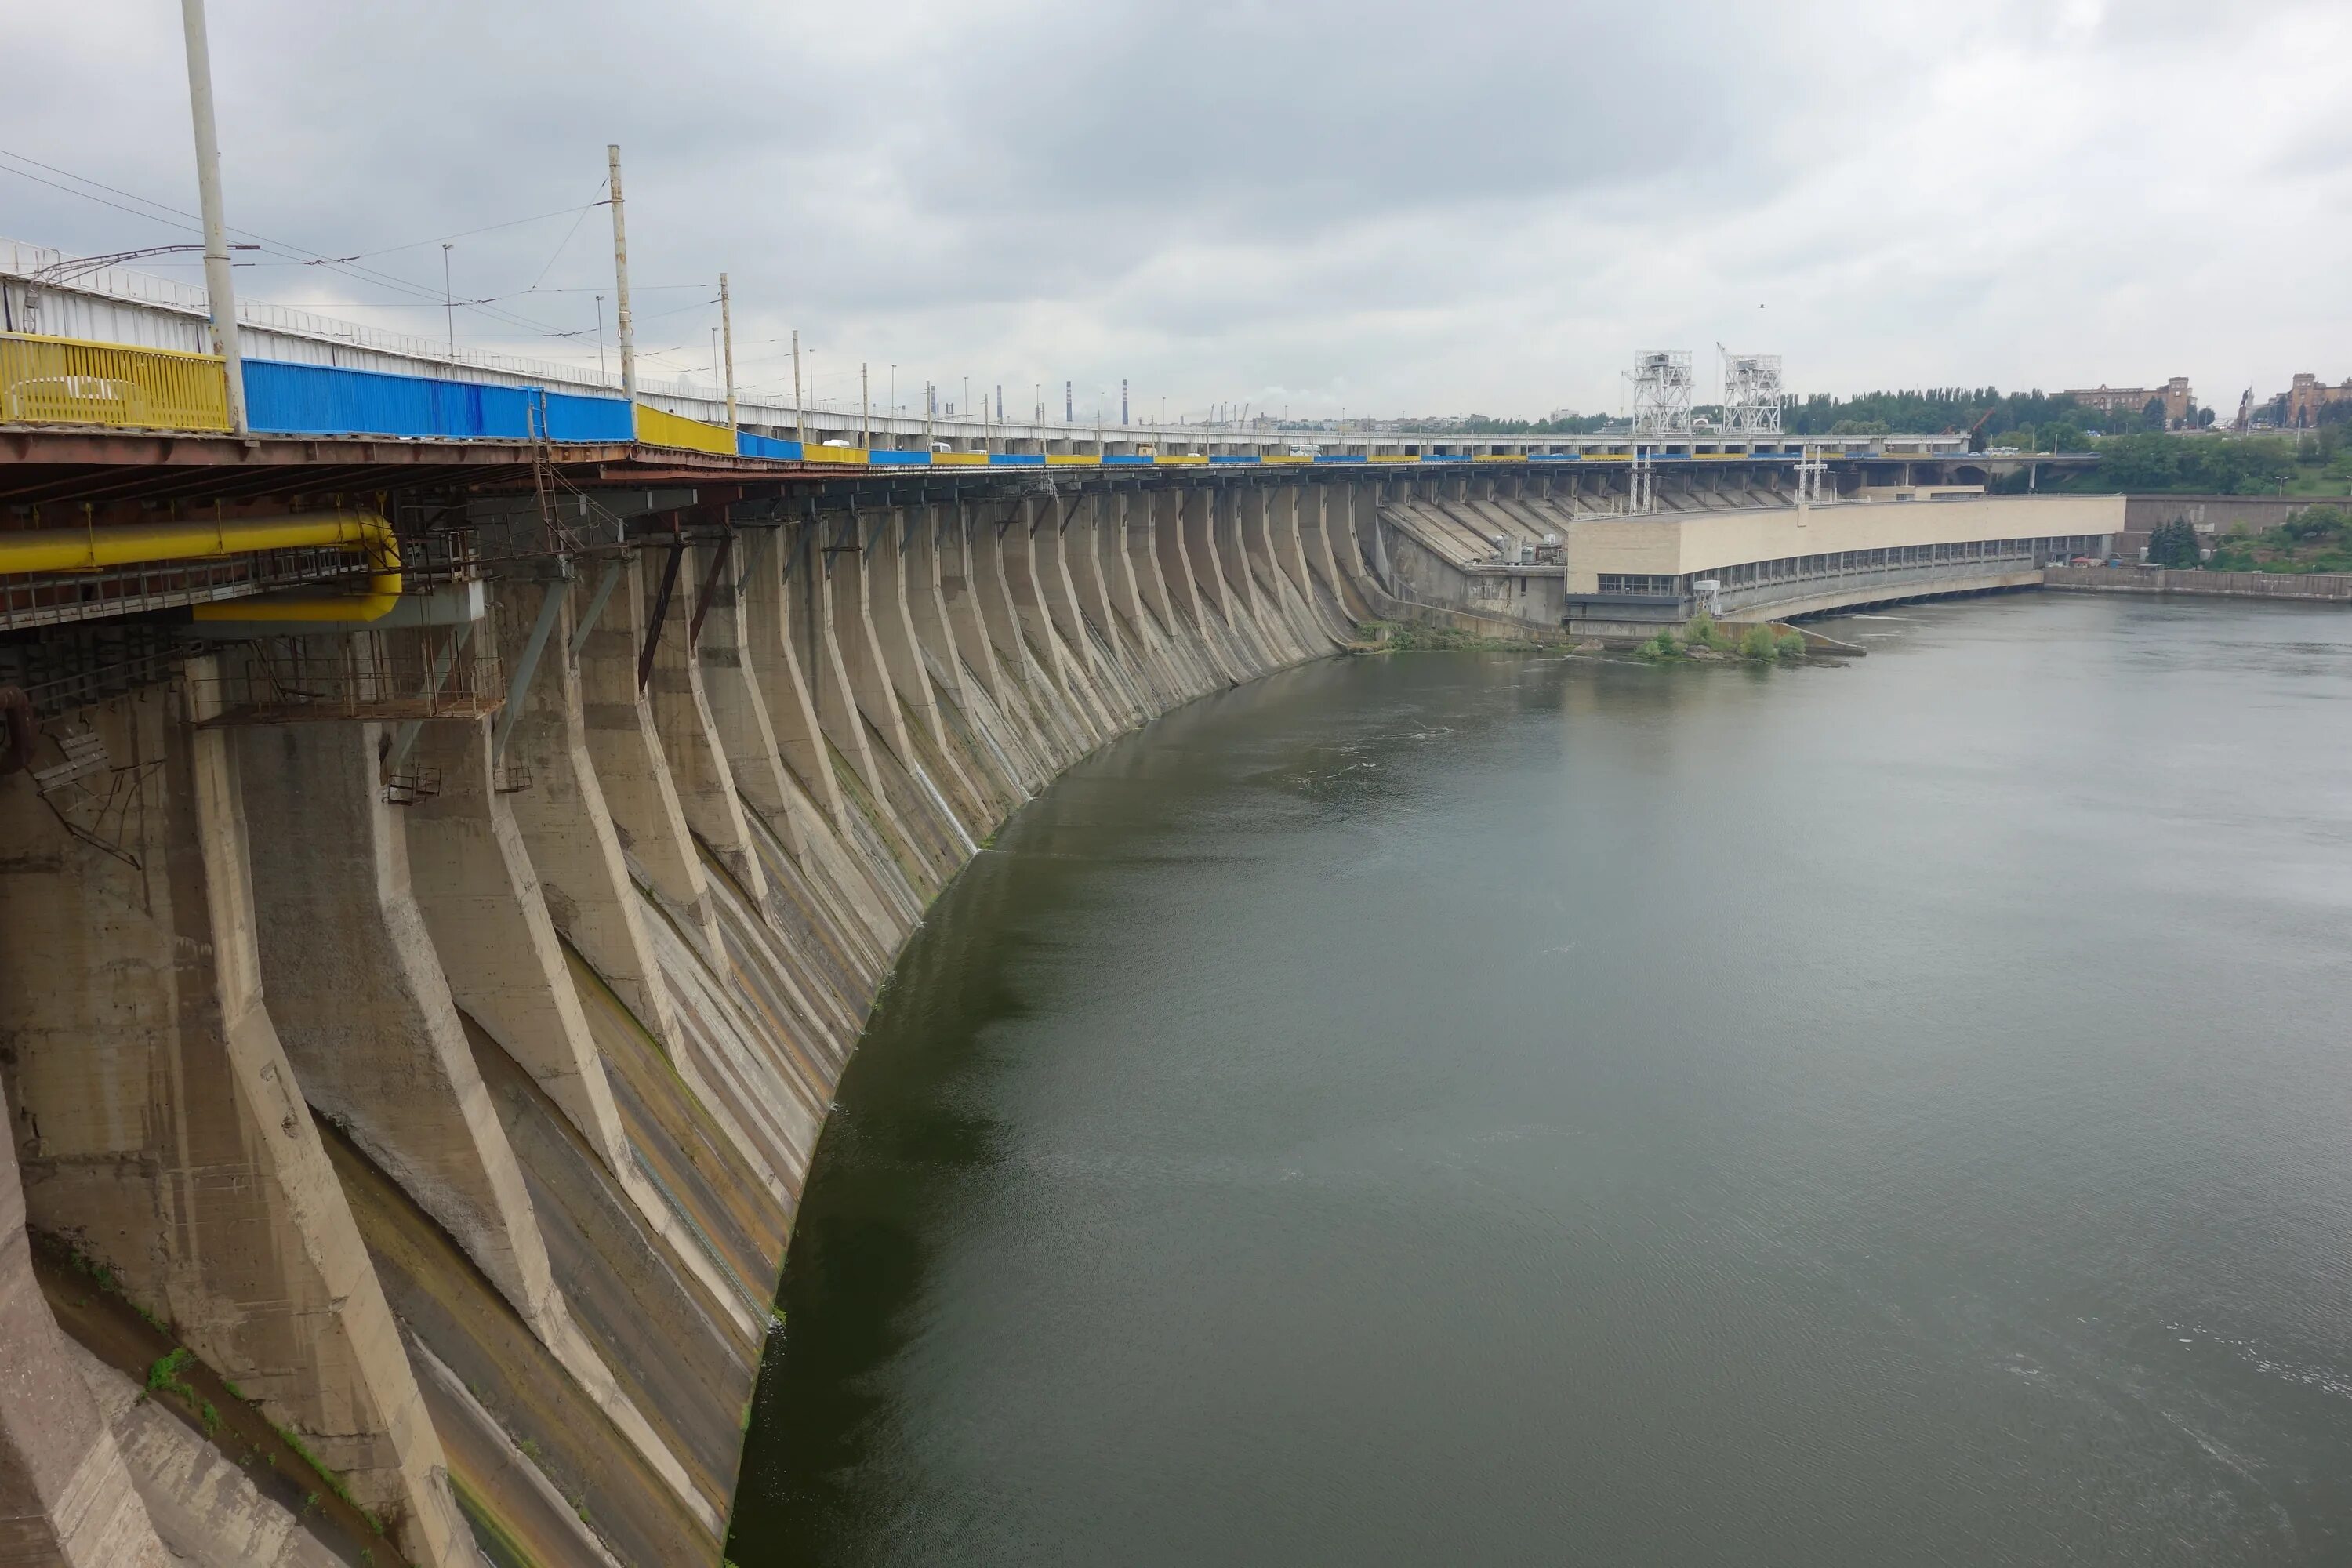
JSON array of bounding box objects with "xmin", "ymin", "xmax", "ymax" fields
[{"xmin": 0, "ymin": 147, "xmax": 601, "ymax": 343}]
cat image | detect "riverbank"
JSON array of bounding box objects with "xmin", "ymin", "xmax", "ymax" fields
[{"xmin": 2042, "ymin": 564, "xmax": 2352, "ymax": 602}]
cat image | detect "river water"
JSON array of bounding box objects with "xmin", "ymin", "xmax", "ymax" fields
[{"xmin": 728, "ymin": 593, "xmax": 2352, "ymax": 1566}]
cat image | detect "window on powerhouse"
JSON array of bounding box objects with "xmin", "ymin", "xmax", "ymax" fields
[
  {"xmin": 1702, "ymin": 537, "xmax": 2086, "ymax": 587},
  {"xmin": 1595, "ymin": 574, "xmax": 1682, "ymax": 595}
]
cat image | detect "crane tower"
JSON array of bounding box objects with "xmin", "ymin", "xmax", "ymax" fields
[{"xmin": 1719, "ymin": 349, "xmax": 1784, "ymax": 436}]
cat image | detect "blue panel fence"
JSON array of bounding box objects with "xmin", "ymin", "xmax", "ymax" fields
[
  {"xmin": 241, "ymin": 359, "xmax": 635, "ymax": 443},
  {"xmin": 736, "ymin": 430, "xmax": 804, "ymax": 460}
]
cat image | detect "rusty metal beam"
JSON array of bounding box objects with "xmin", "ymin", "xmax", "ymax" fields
[{"xmin": 637, "ymin": 531, "xmax": 685, "ymax": 692}]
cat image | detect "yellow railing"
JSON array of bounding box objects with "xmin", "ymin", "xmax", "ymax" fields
[
  {"xmin": 799, "ymin": 443, "xmax": 870, "ymax": 466},
  {"xmin": 931, "ymin": 451, "xmax": 989, "ymax": 466},
  {"xmin": 633, "ymin": 402, "xmax": 737, "ymax": 456},
  {"xmin": 0, "ymin": 332, "xmax": 233, "ymax": 433}
]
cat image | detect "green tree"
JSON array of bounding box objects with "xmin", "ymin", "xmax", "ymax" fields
[{"xmin": 2145, "ymin": 518, "xmax": 2201, "ymax": 567}]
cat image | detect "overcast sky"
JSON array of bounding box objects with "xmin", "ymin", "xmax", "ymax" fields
[{"xmin": 5, "ymin": 0, "xmax": 2347, "ymax": 422}]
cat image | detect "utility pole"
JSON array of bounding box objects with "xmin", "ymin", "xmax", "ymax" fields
[
  {"xmin": 441, "ymin": 244, "xmax": 456, "ymax": 361},
  {"xmin": 791, "ymin": 328, "xmax": 804, "ymax": 443},
  {"xmin": 607, "ymin": 143, "xmax": 637, "ymax": 406},
  {"xmin": 595, "ymin": 294, "xmax": 606, "ymax": 383},
  {"xmin": 1122, "ymin": 378, "xmax": 1128, "ymax": 426},
  {"xmin": 924, "ymin": 382, "xmax": 934, "ymax": 450},
  {"xmin": 719, "ymin": 271, "xmax": 735, "ymax": 428},
  {"xmin": 180, "ymin": 0, "xmax": 247, "ymax": 432},
  {"xmin": 861, "ymin": 361, "xmax": 869, "ymax": 449}
]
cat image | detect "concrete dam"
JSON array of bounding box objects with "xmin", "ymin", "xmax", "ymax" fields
[
  {"xmin": 0, "ymin": 262, "xmax": 2129, "ymax": 1568},
  {"xmin": 0, "ymin": 470, "xmax": 2122, "ymax": 1568}
]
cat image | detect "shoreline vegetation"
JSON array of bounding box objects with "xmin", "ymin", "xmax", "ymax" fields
[{"xmin": 1635, "ymin": 612, "xmax": 1808, "ymax": 664}]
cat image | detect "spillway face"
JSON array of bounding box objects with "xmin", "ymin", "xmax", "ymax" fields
[{"xmin": 0, "ymin": 492, "xmax": 1363, "ymax": 1568}]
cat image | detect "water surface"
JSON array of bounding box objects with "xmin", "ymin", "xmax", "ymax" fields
[{"xmin": 730, "ymin": 593, "xmax": 2352, "ymax": 1565}]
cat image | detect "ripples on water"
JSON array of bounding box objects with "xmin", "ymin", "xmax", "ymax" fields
[{"xmin": 728, "ymin": 594, "xmax": 2352, "ymax": 1566}]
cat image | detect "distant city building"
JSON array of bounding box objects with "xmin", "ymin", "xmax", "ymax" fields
[
  {"xmin": 1548, "ymin": 407, "xmax": 1582, "ymax": 423},
  {"xmin": 2062, "ymin": 376, "xmax": 2194, "ymax": 429},
  {"xmin": 2284, "ymin": 372, "xmax": 2352, "ymax": 429}
]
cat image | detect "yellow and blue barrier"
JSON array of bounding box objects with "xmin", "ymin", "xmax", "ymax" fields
[
  {"xmin": 5, "ymin": 332, "xmax": 1827, "ymax": 469},
  {"xmin": 2, "ymin": 332, "xmax": 234, "ymax": 433}
]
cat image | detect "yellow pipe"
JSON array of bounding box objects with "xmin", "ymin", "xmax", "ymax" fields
[{"xmin": 0, "ymin": 510, "xmax": 403, "ymax": 622}]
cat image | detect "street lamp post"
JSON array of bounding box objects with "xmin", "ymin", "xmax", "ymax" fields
[{"xmin": 177, "ymin": 0, "xmax": 248, "ymax": 432}]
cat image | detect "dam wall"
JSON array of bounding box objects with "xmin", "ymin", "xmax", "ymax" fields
[
  {"xmin": 0, "ymin": 456, "xmax": 2132, "ymax": 1566},
  {"xmin": 0, "ymin": 483, "xmax": 1374, "ymax": 1566}
]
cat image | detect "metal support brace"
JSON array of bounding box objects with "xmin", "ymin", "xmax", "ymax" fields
[
  {"xmin": 385, "ymin": 620, "xmax": 476, "ymax": 775},
  {"xmin": 638, "ymin": 535, "xmax": 685, "ymax": 692},
  {"xmin": 490, "ymin": 569, "xmax": 568, "ymax": 764},
  {"xmin": 685, "ymin": 532, "xmax": 733, "ymax": 651},
  {"xmin": 568, "ymin": 558, "xmax": 625, "ymax": 664}
]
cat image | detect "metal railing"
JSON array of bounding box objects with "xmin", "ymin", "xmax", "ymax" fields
[{"xmin": 0, "ymin": 331, "xmax": 232, "ymax": 432}]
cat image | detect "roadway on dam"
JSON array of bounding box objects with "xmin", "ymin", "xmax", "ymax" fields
[{"xmin": 728, "ymin": 593, "xmax": 2352, "ymax": 1566}]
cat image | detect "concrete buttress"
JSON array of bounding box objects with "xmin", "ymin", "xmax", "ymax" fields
[
  {"xmin": 0, "ymin": 1083, "xmax": 172, "ymax": 1568},
  {"xmin": 643, "ymin": 539, "xmax": 770, "ymax": 909},
  {"xmin": 490, "ymin": 575, "xmax": 689, "ymax": 1060},
  {"xmin": 234, "ymin": 705, "xmax": 720, "ymax": 1539},
  {"xmin": 573, "ymin": 550, "xmax": 728, "ymax": 957},
  {"xmin": 0, "ymin": 672, "xmax": 468, "ymax": 1567}
]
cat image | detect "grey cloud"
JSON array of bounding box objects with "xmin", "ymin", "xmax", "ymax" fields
[{"xmin": 4, "ymin": 0, "xmax": 2347, "ymax": 417}]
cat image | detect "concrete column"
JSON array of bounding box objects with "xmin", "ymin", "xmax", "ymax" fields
[
  {"xmin": 1, "ymin": 1083, "xmax": 173, "ymax": 1568},
  {"xmin": 743, "ymin": 524, "xmax": 848, "ymax": 833},
  {"xmin": 1131, "ymin": 489, "xmax": 1218, "ymax": 697},
  {"xmin": 237, "ymin": 717, "xmax": 712, "ymax": 1539},
  {"xmin": 936, "ymin": 503, "xmax": 1006, "ymax": 705},
  {"xmin": 0, "ymin": 681, "xmax": 470, "ymax": 1566},
  {"xmin": 1160, "ymin": 486, "xmax": 1243, "ymax": 687},
  {"xmin": 930, "ymin": 503, "xmax": 1049, "ymax": 796},
  {"xmin": 996, "ymin": 499, "xmax": 1087, "ymax": 723},
  {"xmin": 869, "ymin": 510, "xmax": 993, "ymax": 826},
  {"xmin": 693, "ymin": 532, "xmax": 801, "ymax": 855},
  {"xmin": 902, "ymin": 504, "xmax": 1025, "ymax": 809},
  {"xmin": 793, "ymin": 521, "xmax": 888, "ymax": 802},
  {"xmin": 644, "ymin": 539, "xmax": 768, "ymax": 906},
  {"xmin": 1072, "ymin": 492, "xmax": 1172, "ymax": 712},
  {"xmin": 1339, "ymin": 485, "xmax": 1409, "ymax": 615},
  {"xmin": 1305, "ymin": 483, "xmax": 1377, "ymax": 624},
  {"xmin": 1202, "ymin": 488, "xmax": 1279, "ymax": 673},
  {"xmin": 826, "ymin": 512, "xmax": 971, "ymax": 876},
  {"xmin": 1273, "ymin": 485, "xmax": 1353, "ymax": 645},
  {"xmin": 236, "ymin": 716, "xmax": 563, "ymax": 1336},
  {"xmin": 405, "ymin": 716, "xmax": 633, "ymax": 1177},
  {"xmin": 490, "ymin": 575, "xmax": 688, "ymax": 1062},
  {"xmin": 1229, "ymin": 488, "xmax": 1302, "ymax": 664},
  {"xmin": 1041, "ymin": 494, "xmax": 1147, "ymax": 726},
  {"xmin": 573, "ymin": 550, "xmax": 724, "ymax": 955},
  {"xmin": 1247, "ymin": 486, "xmax": 1322, "ymax": 658},
  {"xmin": 1115, "ymin": 492, "xmax": 1207, "ymax": 702},
  {"xmin": 971, "ymin": 506, "xmax": 1088, "ymax": 769},
  {"xmin": 825, "ymin": 516, "xmax": 924, "ymax": 773}
]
